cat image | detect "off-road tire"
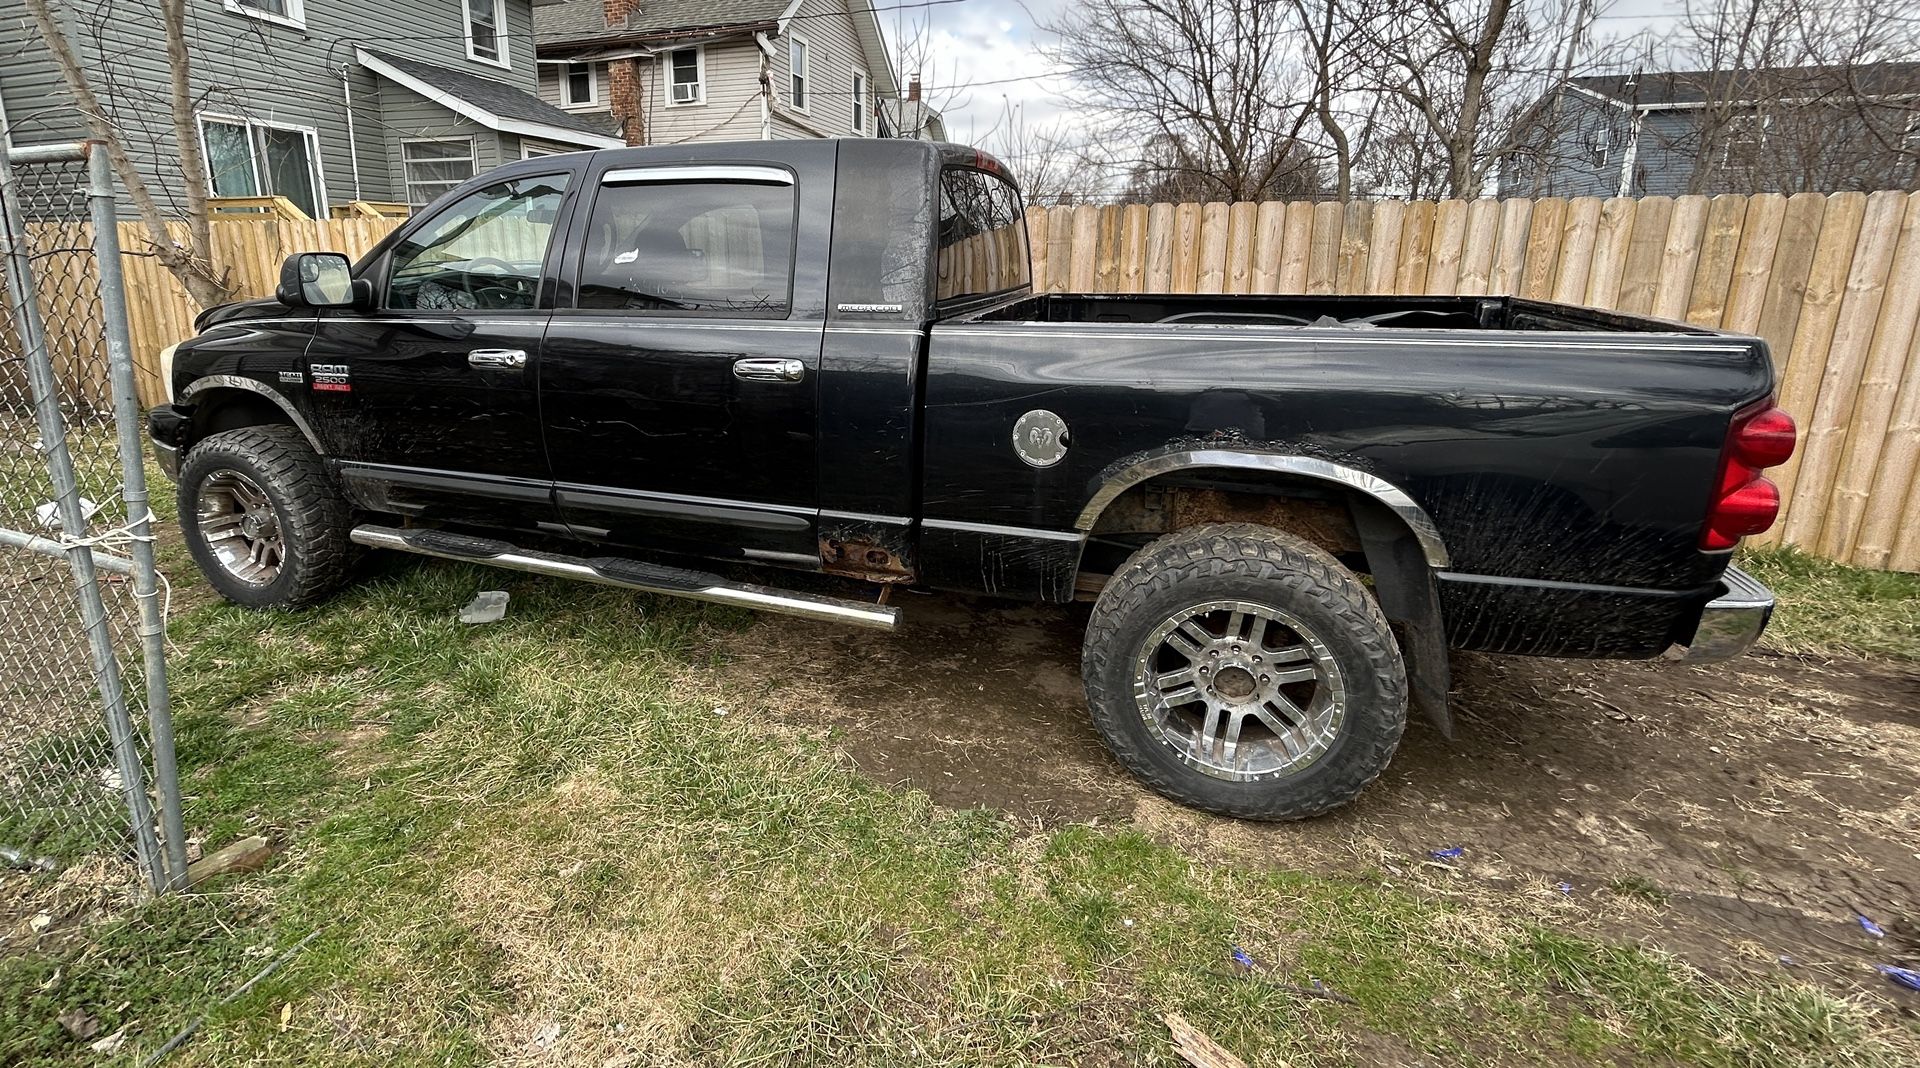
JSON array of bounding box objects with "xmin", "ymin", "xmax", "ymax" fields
[
  {"xmin": 177, "ymin": 426, "xmax": 352, "ymax": 609},
  {"xmin": 1082, "ymin": 523, "xmax": 1408, "ymax": 820}
]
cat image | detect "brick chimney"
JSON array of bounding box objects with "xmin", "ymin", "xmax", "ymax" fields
[
  {"xmin": 907, "ymin": 75, "xmax": 922, "ymax": 102},
  {"xmin": 603, "ymin": 0, "xmax": 638, "ymax": 28}
]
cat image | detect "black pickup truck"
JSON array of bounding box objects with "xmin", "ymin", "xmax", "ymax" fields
[{"xmin": 149, "ymin": 139, "xmax": 1795, "ymax": 819}]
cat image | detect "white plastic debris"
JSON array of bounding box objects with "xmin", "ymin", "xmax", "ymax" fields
[
  {"xmin": 34, "ymin": 497, "xmax": 99, "ymax": 532},
  {"xmin": 458, "ymin": 591, "xmax": 510, "ymax": 624}
]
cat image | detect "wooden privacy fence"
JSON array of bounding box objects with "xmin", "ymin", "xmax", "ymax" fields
[
  {"xmin": 74, "ymin": 192, "xmax": 1920, "ymax": 571},
  {"xmin": 1028, "ymin": 193, "xmax": 1920, "ymax": 572}
]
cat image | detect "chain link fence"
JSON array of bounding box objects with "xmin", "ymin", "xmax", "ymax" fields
[{"xmin": 0, "ymin": 138, "xmax": 184, "ymax": 895}]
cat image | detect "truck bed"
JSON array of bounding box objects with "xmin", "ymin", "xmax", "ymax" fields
[{"xmin": 918, "ymin": 294, "xmax": 1775, "ymax": 658}]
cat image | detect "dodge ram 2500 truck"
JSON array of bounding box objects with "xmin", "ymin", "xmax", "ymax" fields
[{"xmin": 149, "ymin": 139, "xmax": 1795, "ymax": 820}]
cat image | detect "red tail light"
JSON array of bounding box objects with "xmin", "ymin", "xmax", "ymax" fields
[{"xmin": 1701, "ymin": 401, "xmax": 1796, "ymax": 550}]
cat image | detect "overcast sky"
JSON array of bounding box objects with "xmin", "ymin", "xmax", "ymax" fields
[{"xmin": 891, "ymin": 0, "xmax": 1689, "ymax": 152}]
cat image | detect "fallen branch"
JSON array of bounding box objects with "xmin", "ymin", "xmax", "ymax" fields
[{"xmin": 141, "ymin": 930, "xmax": 319, "ymax": 1066}]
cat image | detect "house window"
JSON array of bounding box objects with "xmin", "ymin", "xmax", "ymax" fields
[
  {"xmin": 1720, "ymin": 113, "xmax": 1769, "ymax": 168},
  {"xmin": 522, "ymin": 141, "xmax": 570, "ymax": 159},
  {"xmin": 466, "ymin": 0, "xmax": 508, "ymax": 66},
  {"xmin": 223, "ymin": 0, "xmax": 304, "ymax": 28},
  {"xmin": 562, "ymin": 62, "xmax": 596, "ymax": 107},
  {"xmin": 667, "ymin": 47, "xmax": 703, "ymax": 106},
  {"xmin": 199, "ymin": 115, "xmax": 325, "ymax": 219},
  {"xmin": 851, "ymin": 70, "xmax": 867, "ymax": 132},
  {"xmin": 788, "ymin": 35, "xmax": 809, "ymax": 110},
  {"xmin": 403, "ymin": 138, "xmax": 477, "ymax": 207}
]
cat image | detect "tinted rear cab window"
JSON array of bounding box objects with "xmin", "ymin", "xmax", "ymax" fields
[{"xmin": 936, "ymin": 167, "xmax": 1029, "ymax": 306}]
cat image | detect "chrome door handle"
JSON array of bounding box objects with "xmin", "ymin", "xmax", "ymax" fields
[
  {"xmin": 732, "ymin": 357, "xmax": 806, "ymax": 383},
  {"xmin": 468, "ymin": 348, "xmax": 528, "ymax": 369}
]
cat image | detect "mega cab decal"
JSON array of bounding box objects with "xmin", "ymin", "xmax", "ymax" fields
[{"xmin": 311, "ymin": 363, "xmax": 351, "ymax": 393}]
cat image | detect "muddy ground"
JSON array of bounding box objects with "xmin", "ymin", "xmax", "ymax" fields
[{"xmin": 718, "ymin": 590, "xmax": 1920, "ymax": 1006}]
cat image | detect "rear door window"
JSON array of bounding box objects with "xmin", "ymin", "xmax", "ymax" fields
[{"xmin": 574, "ymin": 171, "xmax": 796, "ymax": 316}]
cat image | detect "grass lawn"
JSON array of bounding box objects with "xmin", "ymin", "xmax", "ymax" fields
[{"xmin": 2, "ymin": 538, "xmax": 1917, "ymax": 1065}]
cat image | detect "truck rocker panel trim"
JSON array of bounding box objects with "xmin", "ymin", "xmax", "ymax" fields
[{"xmin": 1077, "ymin": 450, "xmax": 1451, "ymax": 569}]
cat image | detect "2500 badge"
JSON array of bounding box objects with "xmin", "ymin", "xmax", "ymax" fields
[{"xmin": 310, "ymin": 364, "xmax": 351, "ymax": 393}]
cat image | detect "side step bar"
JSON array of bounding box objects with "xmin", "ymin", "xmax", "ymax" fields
[{"xmin": 349, "ymin": 524, "xmax": 900, "ymax": 631}]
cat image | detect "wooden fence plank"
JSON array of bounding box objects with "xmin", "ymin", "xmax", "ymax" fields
[
  {"xmin": 1395, "ymin": 200, "xmax": 1435, "ymax": 295},
  {"xmin": 1425, "ymin": 200, "xmax": 1469, "ymax": 293},
  {"xmin": 1069, "ymin": 206, "xmax": 1100, "ymax": 292},
  {"xmin": 1306, "ymin": 201, "xmax": 1342, "ymax": 294},
  {"xmin": 1552, "ymin": 197, "xmax": 1601, "ymax": 304},
  {"xmin": 1197, "ymin": 202, "xmax": 1230, "ymax": 293},
  {"xmin": 1754, "ymin": 192, "xmax": 1828, "ymax": 371},
  {"xmin": 1722, "ymin": 194, "xmax": 1786, "ymax": 336},
  {"xmin": 1826, "ymin": 190, "xmax": 1920, "ymax": 561},
  {"xmin": 1145, "ymin": 203, "xmax": 1176, "ymax": 292},
  {"xmin": 1281, "ymin": 202, "xmax": 1314, "ymax": 292},
  {"xmin": 1489, "ymin": 198, "xmax": 1532, "ymax": 294},
  {"xmin": 1652, "ymin": 194, "xmax": 1710, "ymax": 320},
  {"xmin": 1172, "ymin": 203, "xmax": 1203, "ymax": 293},
  {"xmin": 1226, "ymin": 202, "xmax": 1257, "ymax": 294},
  {"xmin": 1121, "ymin": 204, "xmax": 1149, "ymax": 293},
  {"xmin": 1026, "ymin": 206, "xmax": 1049, "ymax": 289},
  {"xmin": 1780, "ymin": 190, "xmax": 1906, "ymax": 547},
  {"xmin": 1252, "ymin": 202, "xmax": 1286, "ymax": 293},
  {"xmin": 1519, "ymin": 197, "xmax": 1566, "ymax": 299},
  {"xmin": 1760, "ymin": 191, "xmax": 1869, "ymax": 547},
  {"xmin": 1616, "ymin": 196, "xmax": 1672, "ymax": 315},
  {"xmin": 1684, "ymin": 194, "xmax": 1748, "ymax": 327},
  {"xmin": 1093, "ymin": 206, "xmax": 1124, "ymax": 293},
  {"xmin": 1585, "ymin": 197, "xmax": 1635, "ymax": 308},
  {"xmin": 1336, "ymin": 201, "xmax": 1373, "ymax": 292},
  {"xmin": 1459, "ymin": 200, "xmax": 1502, "ymax": 294},
  {"xmin": 1366, "ymin": 200, "xmax": 1404, "ymax": 294}
]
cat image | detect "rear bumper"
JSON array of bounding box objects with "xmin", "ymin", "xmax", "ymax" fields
[{"xmin": 1666, "ymin": 566, "xmax": 1773, "ymax": 663}]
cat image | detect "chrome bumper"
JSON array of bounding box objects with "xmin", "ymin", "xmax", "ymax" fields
[
  {"xmin": 1667, "ymin": 566, "xmax": 1773, "ymax": 663},
  {"xmin": 152, "ymin": 438, "xmax": 179, "ymax": 481}
]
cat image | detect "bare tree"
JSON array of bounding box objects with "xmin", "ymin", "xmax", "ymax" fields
[
  {"xmin": 23, "ymin": 0, "xmax": 228, "ymax": 308},
  {"xmin": 1664, "ymin": 0, "xmax": 1920, "ymax": 193},
  {"xmin": 983, "ymin": 102, "xmax": 1082, "ymax": 206},
  {"xmin": 1040, "ymin": 0, "xmax": 1328, "ymax": 202},
  {"xmin": 1353, "ymin": 0, "xmax": 1601, "ymax": 197}
]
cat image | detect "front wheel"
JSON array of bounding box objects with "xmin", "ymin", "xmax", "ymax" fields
[
  {"xmin": 177, "ymin": 425, "xmax": 352, "ymax": 608},
  {"xmin": 1082, "ymin": 523, "xmax": 1408, "ymax": 820}
]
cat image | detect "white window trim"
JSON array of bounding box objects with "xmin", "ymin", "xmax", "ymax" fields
[
  {"xmin": 401, "ymin": 136, "xmax": 478, "ymax": 207},
  {"xmin": 664, "ymin": 45, "xmax": 706, "ymax": 108},
  {"xmin": 560, "ymin": 61, "xmax": 598, "ymax": 109},
  {"xmin": 851, "ymin": 68, "xmax": 867, "ymax": 133},
  {"xmin": 787, "ymin": 33, "xmax": 810, "ymax": 112},
  {"xmin": 464, "ymin": 0, "xmax": 511, "ymax": 69},
  {"xmin": 522, "ymin": 140, "xmax": 571, "ymax": 159},
  {"xmin": 196, "ymin": 111, "xmax": 329, "ymax": 215},
  {"xmin": 222, "ymin": 0, "xmax": 305, "ymax": 29}
]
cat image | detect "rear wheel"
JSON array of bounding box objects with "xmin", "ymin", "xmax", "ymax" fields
[
  {"xmin": 177, "ymin": 426, "xmax": 351, "ymax": 608},
  {"xmin": 1082, "ymin": 523, "xmax": 1407, "ymax": 820}
]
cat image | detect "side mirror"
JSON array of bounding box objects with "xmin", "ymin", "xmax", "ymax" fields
[{"xmin": 277, "ymin": 252, "xmax": 355, "ymax": 308}]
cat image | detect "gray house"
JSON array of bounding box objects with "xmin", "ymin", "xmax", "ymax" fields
[
  {"xmin": 1504, "ymin": 62, "xmax": 1920, "ymax": 198},
  {"xmin": 0, "ymin": 0, "xmax": 623, "ymax": 215},
  {"xmin": 532, "ymin": 0, "xmax": 942, "ymax": 146}
]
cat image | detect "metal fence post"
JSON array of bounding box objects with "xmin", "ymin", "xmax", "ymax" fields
[
  {"xmin": 86, "ymin": 145, "xmax": 187, "ymax": 890},
  {"xmin": 0, "ymin": 117, "xmax": 165, "ymax": 890}
]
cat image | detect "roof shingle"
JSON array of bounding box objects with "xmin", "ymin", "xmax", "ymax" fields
[
  {"xmin": 534, "ymin": 0, "xmax": 788, "ymax": 48},
  {"xmin": 361, "ymin": 49, "xmax": 618, "ymax": 140}
]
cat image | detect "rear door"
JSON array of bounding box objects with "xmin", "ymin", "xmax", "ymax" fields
[
  {"xmin": 309, "ymin": 171, "xmax": 574, "ymax": 529},
  {"xmin": 538, "ymin": 157, "xmax": 830, "ymax": 563}
]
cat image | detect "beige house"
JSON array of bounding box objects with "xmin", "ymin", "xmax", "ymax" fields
[{"xmin": 532, "ymin": 0, "xmax": 942, "ymax": 145}]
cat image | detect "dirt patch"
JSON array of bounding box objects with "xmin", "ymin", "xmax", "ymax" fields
[{"xmin": 716, "ymin": 590, "xmax": 1920, "ymax": 1004}]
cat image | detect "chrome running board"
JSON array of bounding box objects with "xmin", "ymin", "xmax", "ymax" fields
[{"xmin": 349, "ymin": 524, "xmax": 900, "ymax": 631}]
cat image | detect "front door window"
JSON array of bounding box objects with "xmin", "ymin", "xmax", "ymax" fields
[{"xmin": 386, "ymin": 174, "xmax": 571, "ymax": 311}]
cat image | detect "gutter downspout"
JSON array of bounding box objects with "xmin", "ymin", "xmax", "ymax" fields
[
  {"xmin": 1617, "ymin": 107, "xmax": 1642, "ymax": 197},
  {"xmin": 340, "ymin": 65, "xmax": 363, "ymax": 201}
]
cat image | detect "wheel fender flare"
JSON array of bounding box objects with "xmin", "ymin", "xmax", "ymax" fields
[{"xmin": 180, "ymin": 376, "xmax": 327, "ymax": 458}]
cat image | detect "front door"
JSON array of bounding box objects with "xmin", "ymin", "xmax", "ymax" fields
[
  {"xmin": 539, "ymin": 160, "xmax": 826, "ymax": 563},
  {"xmin": 307, "ymin": 172, "xmax": 573, "ymax": 530}
]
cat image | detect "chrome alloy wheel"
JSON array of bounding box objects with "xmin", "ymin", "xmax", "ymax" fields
[
  {"xmin": 1131, "ymin": 599, "xmax": 1347, "ymax": 781},
  {"xmin": 195, "ymin": 469, "xmax": 285, "ymax": 585}
]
